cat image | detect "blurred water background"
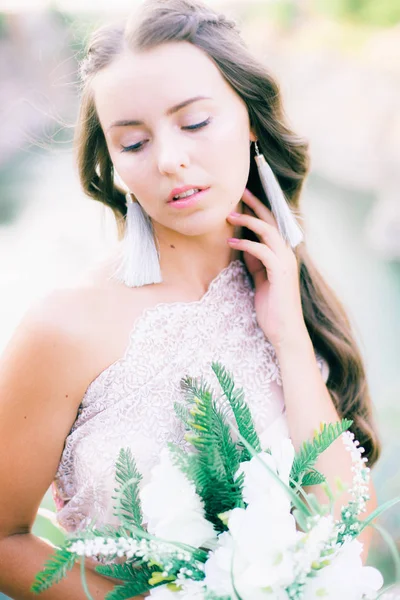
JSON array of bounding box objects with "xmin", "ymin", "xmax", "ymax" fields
[{"xmin": 0, "ymin": 0, "xmax": 399, "ymax": 595}]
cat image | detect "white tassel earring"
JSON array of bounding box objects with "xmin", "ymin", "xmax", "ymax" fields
[
  {"xmin": 111, "ymin": 171, "xmax": 162, "ymax": 287},
  {"xmin": 253, "ymin": 140, "xmax": 304, "ymax": 248}
]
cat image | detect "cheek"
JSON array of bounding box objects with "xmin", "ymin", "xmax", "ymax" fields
[
  {"xmin": 114, "ymin": 153, "xmax": 151, "ymax": 196},
  {"xmin": 213, "ymin": 109, "xmax": 250, "ymax": 148},
  {"xmin": 214, "ymin": 138, "xmax": 251, "ymax": 200},
  {"xmin": 208, "ymin": 115, "xmax": 250, "ymax": 174}
]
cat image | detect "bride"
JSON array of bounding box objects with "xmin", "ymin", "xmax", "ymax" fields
[{"xmin": 0, "ymin": 0, "xmax": 381, "ymax": 598}]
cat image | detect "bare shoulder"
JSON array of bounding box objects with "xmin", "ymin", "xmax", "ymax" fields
[
  {"xmin": 3, "ymin": 259, "xmax": 111, "ymax": 384},
  {"xmin": 16, "ymin": 270, "xmax": 109, "ymax": 349},
  {"xmin": 20, "ymin": 255, "xmax": 153, "ymax": 391},
  {"xmin": 27, "ymin": 252, "xmax": 131, "ymax": 335},
  {"xmin": 8, "ymin": 251, "xmax": 169, "ymax": 405},
  {"xmin": 2, "ymin": 285, "xmax": 98, "ymax": 414}
]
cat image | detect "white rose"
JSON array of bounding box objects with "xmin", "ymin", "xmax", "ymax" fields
[
  {"xmin": 228, "ymin": 503, "xmax": 297, "ymax": 591},
  {"xmin": 302, "ymin": 539, "xmax": 384, "ymax": 599},
  {"xmin": 235, "ymin": 438, "xmax": 295, "ymax": 514},
  {"xmin": 140, "ymin": 448, "xmax": 216, "ymax": 548},
  {"xmin": 203, "ymin": 531, "xmax": 235, "ymax": 597},
  {"xmin": 204, "ymin": 502, "xmax": 298, "ymax": 598}
]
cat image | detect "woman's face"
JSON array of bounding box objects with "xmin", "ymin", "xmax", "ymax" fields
[{"xmin": 92, "ymin": 40, "xmax": 256, "ymax": 237}]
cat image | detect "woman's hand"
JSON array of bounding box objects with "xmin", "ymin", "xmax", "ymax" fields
[{"xmin": 227, "ymin": 188, "xmax": 307, "ymax": 351}]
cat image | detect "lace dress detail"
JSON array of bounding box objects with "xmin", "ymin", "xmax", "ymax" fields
[{"xmin": 52, "ymin": 259, "xmax": 329, "ymax": 532}]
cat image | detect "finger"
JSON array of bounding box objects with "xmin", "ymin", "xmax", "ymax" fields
[
  {"xmin": 227, "ymin": 212, "xmax": 282, "ymax": 254},
  {"xmin": 242, "ymin": 188, "xmax": 278, "ymax": 229},
  {"xmin": 227, "ymin": 238, "xmax": 278, "ymax": 272}
]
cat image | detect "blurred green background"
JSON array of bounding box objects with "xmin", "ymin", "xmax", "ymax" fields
[{"xmin": 0, "ymin": 0, "xmax": 399, "ymax": 596}]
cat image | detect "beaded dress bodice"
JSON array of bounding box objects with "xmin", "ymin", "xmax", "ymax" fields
[{"xmin": 52, "ymin": 259, "xmax": 329, "ymax": 532}]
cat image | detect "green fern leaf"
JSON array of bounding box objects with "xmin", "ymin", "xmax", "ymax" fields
[
  {"xmin": 167, "ymin": 442, "xmax": 192, "ymax": 473},
  {"xmin": 104, "ymin": 565, "xmax": 156, "ymax": 599},
  {"xmin": 96, "ymin": 562, "xmax": 146, "ymax": 582},
  {"xmin": 301, "ymin": 469, "xmax": 326, "ymax": 487},
  {"xmin": 112, "ymin": 447, "xmax": 144, "ymax": 529},
  {"xmin": 178, "ymin": 373, "xmax": 244, "ymax": 529},
  {"xmin": 174, "ymin": 401, "xmax": 191, "ymax": 429},
  {"xmin": 211, "ymin": 362, "xmax": 261, "ymax": 459},
  {"xmin": 105, "ymin": 582, "xmax": 149, "ymax": 600},
  {"xmin": 180, "ymin": 375, "xmax": 213, "ymax": 406},
  {"xmin": 31, "ymin": 548, "xmax": 76, "ymax": 594},
  {"xmin": 291, "ymin": 419, "xmax": 353, "ymax": 486}
]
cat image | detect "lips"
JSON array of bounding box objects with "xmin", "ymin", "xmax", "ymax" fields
[
  {"xmin": 167, "ymin": 185, "xmax": 207, "ymax": 203},
  {"xmin": 167, "ymin": 187, "xmax": 210, "ymax": 209}
]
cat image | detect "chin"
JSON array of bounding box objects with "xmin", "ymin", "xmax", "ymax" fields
[{"xmin": 174, "ymin": 211, "xmax": 229, "ymax": 237}]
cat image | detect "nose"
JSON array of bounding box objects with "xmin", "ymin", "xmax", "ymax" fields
[{"xmin": 155, "ymin": 132, "xmax": 190, "ymax": 175}]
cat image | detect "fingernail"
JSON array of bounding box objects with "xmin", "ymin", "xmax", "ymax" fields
[
  {"xmin": 229, "ymin": 212, "xmax": 241, "ymax": 217},
  {"xmin": 227, "ymin": 238, "xmax": 240, "ymax": 243}
]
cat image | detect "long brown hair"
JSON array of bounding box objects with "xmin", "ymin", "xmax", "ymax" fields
[{"xmin": 74, "ymin": 0, "xmax": 381, "ymax": 465}]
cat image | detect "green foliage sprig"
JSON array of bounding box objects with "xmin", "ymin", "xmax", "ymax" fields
[
  {"xmin": 31, "ymin": 548, "xmax": 76, "ymax": 594},
  {"xmin": 174, "ymin": 370, "xmax": 245, "ymax": 530},
  {"xmin": 290, "ymin": 419, "xmax": 353, "ymax": 487},
  {"xmin": 112, "ymin": 447, "xmax": 144, "ymax": 530}
]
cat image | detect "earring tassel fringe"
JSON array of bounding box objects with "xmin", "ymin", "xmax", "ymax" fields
[
  {"xmin": 254, "ymin": 151, "xmax": 304, "ymax": 248},
  {"xmin": 111, "ymin": 194, "xmax": 162, "ymax": 287}
]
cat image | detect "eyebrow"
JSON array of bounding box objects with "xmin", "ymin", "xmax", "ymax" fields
[{"xmin": 106, "ymin": 95, "xmax": 212, "ymax": 131}]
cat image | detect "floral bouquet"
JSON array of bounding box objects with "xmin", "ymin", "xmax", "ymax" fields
[{"xmin": 32, "ymin": 363, "xmax": 399, "ymax": 599}]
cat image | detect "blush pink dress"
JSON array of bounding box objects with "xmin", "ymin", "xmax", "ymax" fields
[{"xmin": 52, "ymin": 259, "xmax": 329, "ymax": 533}]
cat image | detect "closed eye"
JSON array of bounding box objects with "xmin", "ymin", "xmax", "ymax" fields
[
  {"xmin": 184, "ymin": 117, "xmax": 211, "ymax": 131},
  {"xmin": 120, "ymin": 117, "xmax": 211, "ymax": 153}
]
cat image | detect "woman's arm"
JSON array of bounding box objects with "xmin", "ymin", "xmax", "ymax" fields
[
  {"xmin": 0, "ymin": 533, "xmax": 146, "ymax": 600},
  {"xmin": 275, "ymin": 325, "xmax": 377, "ymax": 559},
  {"xmin": 0, "ymin": 293, "xmax": 145, "ymax": 599}
]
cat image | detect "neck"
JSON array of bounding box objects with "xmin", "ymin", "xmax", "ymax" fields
[{"xmin": 153, "ymin": 220, "xmax": 243, "ymax": 297}]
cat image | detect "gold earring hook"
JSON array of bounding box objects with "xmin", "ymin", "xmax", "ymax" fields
[{"xmin": 125, "ymin": 192, "xmax": 134, "ymax": 205}]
